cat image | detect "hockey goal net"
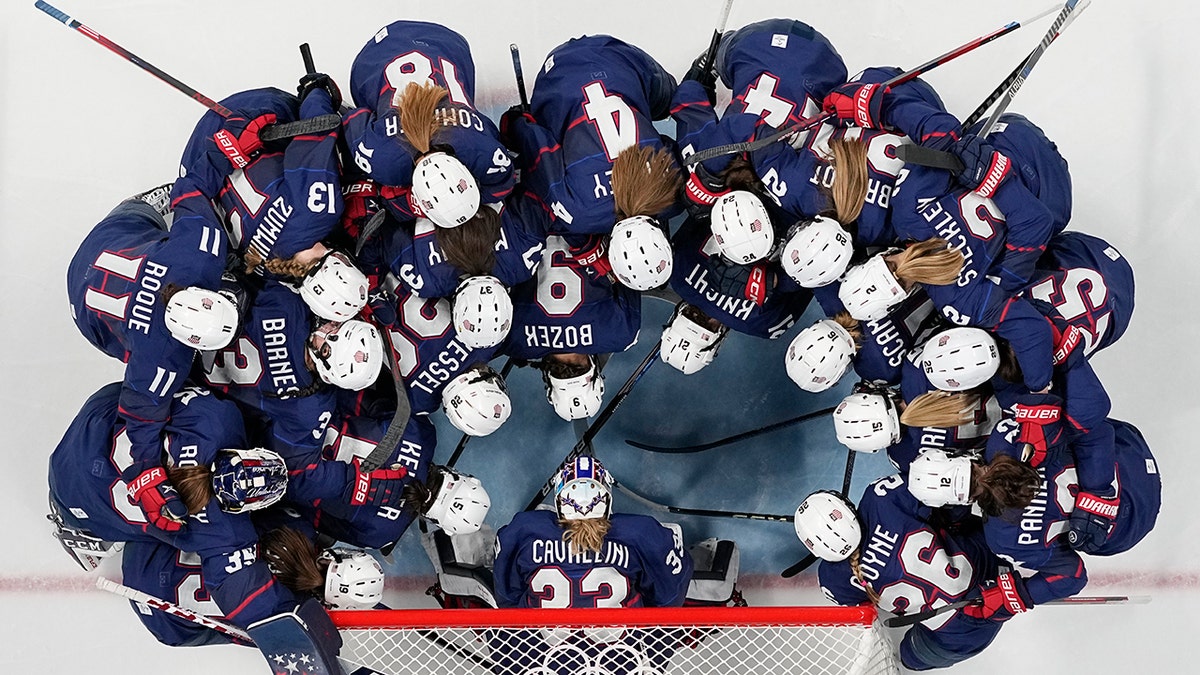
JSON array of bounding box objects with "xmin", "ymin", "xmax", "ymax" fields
[{"xmin": 330, "ymin": 605, "xmax": 898, "ymax": 675}]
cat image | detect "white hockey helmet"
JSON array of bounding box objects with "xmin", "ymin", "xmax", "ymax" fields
[
  {"xmin": 164, "ymin": 287, "xmax": 240, "ymax": 350},
  {"xmin": 793, "ymin": 491, "xmax": 862, "ymax": 562},
  {"xmin": 411, "ymin": 151, "xmax": 480, "ymax": 229},
  {"xmin": 838, "ymin": 252, "xmax": 909, "ymax": 322},
  {"xmin": 320, "ymin": 548, "xmax": 385, "ymax": 609},
  {"xmin": 424, "ymin": 468, "xmax": 491, "ymax": 535},
  {"xmin": 907, "ymin": 449, "xmax": 974, "ymax": 507},
  {"xmin": 919, "ymin": 327, "xmax": 1000, "ymax": 392},
  {"xmin": 210, "ymin": 447, "xmax": 289, "ymax": 513},
  {"xmin": 660, "ymin": 303, "xmax": 729, "ymax": 375},
  {"xmin": 441, "ymin": 365, "xmax": 512, "ymax": 437},
  {"xmin": 543, "ymin": 355, "xmax": 605, "ymax": 421},
  {"xmin": 554, "ymin": 456, "xmax": 614, "ymax": 521},
  {"xmin": 710, "ymin": 190, "xmax": 775, "ymax": 264},
  {"xmin": 452, "ymin": 276, "xmax": 513, "ymax": 349},
  {"xmin": 785, "ymin": 319, "xmax": 857, "ymax": 393},
  {"xmin": 781, "ymin": 217, "xmax": 853, "ymax": 287},
  {"xmin": 308, "ymin": 319, "xmax": 385, "ymax": 391},
  {"xmin": 833, "ymin": 391, "xmax": 901, "ymax": 453},
  {"xmin": 300, "ymin": 251, "xmax": 370, "ymax": 322},
  {"xmin": 608, "ymin": 215, "xmax": 674, "ymax": 291}
]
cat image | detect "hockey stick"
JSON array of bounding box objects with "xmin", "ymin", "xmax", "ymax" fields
[
  {"xmin": 615, "ymin": 481, "xmax": 792, "ymax": 522},
  {"xmin": 699, "ymin": 0, "xmax": 736, "ymax": 75},
  {"xmin": 522, "ymin": 341, "xmax": 662, "ymax": 511},
  {"xmin": 34, "ymin": 1, "xmax": 337, "ymax": 142},
  {"xmin": 885, "ymin": 593, "xmax": 1151, "ymax": 628},
  {"xmin": 896, "ymin": 0, "xmax": 1091, "ymax": 171},
  {"xmin": 358, "ymin": 338, "xmax": 414, "ymax": 472},
  {"xmin": 509, "ymin": 44, "xmax": 530, "ymax": 112},
  {"xmin": 779, "ymin": 448, "xmax": 859, "ymax": 578},
  {"xmin": 684, "ymin": 3, "xmax": 1060, "ymax": 167},
  {"xmin": 625, "ymin": 405, "xmax": 835, "ymax": 453},
  {"xmin": 446, "ymin": 358, "xmax": 516, "ymax": 468},
  {"xmin": 95, "ymin": 576, "xmax": 255, "ymax": 645}
]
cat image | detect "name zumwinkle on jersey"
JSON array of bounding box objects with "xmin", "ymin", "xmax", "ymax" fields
[{"xmin": 531, "ymin": 539, "xmax": 631, "ymax": 568}]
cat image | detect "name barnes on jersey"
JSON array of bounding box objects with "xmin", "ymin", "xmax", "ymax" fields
[{"xmin": 260, "ymin": 316, "xmax": 299, "ymax": 395}]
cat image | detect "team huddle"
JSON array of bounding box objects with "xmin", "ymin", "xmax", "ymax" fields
[{"xmin": 46, "ymin": 12, "xmax": 1158, "ymax": 674}]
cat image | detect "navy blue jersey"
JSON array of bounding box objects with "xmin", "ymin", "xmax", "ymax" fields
[
  {"xmin": 48, "ymin": 384, "xmax": 295, "ymax": 629},
  {"xmin": 120, "ymin": 542, "xmax": 237, "ymax": 647},
  {"xmin": 194, "ymin": 281, "xmax": 336, "ymax": 465},
  {"xmin": 1023, "ymin": 231, "xmax": 1135, "ymax": 359},
  {"xmin": 344, "ymin": 21, "xmax": 514, "ymax": 208},
  {"xmin": 971, "ymin": 114, "xmax": 1072, "ymax": 234},
  {"xmin": 670, "ymin": 216, "xmax": 811, "ymax": 338},
  {"xmin": 494, "ymin": 510, "xmax": 692, "ymax": 608},
  {"xmin": 819, "ymin": 475, "xmax": 1001, "ymax": 630},
  {"xmin": 66, "ymin": 200, "xmax": 224, "ymax": 475},
  {"xmin": 177, "ymin": 88, "xmax": 342, "ymax": 263},
  {"xmin": 505, "ymin": 235, "xmax": 642, "ymax": 359},
  {"xmin": 506, "ymin": 35, "xmax": 678, "ymax": 235},
  {"xmin": 369, "ymin": 285, "xmax": 500, "ymax": 414},
  {"xmin": 857, "ymin": 291, "xmax": 939, "ymax": 385}
]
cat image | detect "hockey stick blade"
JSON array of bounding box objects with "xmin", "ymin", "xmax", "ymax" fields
[
  {"xmin": 625, "ymin": 406, "xmax": 836, "ymax": 453},
  {"xmin": 780, "ymin": 554, "xmax": 818, "ymax": 578},
  {"xmin": 895, "ymin": 144, "xmax": 965, "ymax": 172},
  {"xmin": 885, "ymin": 593, "xmax": 1149, "ymax": 627},
  {"xmin": 259, "ymin": 114, "xmax": 342, "ymax": 142}
]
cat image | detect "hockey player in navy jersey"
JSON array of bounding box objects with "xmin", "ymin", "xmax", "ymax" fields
[
  {"xmin": 495, "ymin": 456, "xmax": 692, "ymax": 609},
  {"xmin": 67, "ymin": 195, "xmax": 237, "ymax": 532},
  {"xmin": 343, "ymin": 21, "xmax": 514, "ymax": 228}
]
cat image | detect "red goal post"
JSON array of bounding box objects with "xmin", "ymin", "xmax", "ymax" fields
[{"xmin": 330, "ymin": 605, "xmax": 899, "ymax": 675}]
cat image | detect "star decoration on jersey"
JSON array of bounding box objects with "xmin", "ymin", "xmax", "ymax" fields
[{"xmin": 269, "ymin": 652, "xmax": 321, "ymax": 675}]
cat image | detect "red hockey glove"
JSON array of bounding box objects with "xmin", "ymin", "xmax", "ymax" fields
[
  {"xmin": 1068, "ymin": 491, "xmax": 1119, "ymax": 553},
  {"xmin": 212, "ymin": 113, "xmax": 278, "ymax": 170},
  {"xmin": 1050, "ymin": 321, "xmax": 1085, "ymax": 367},
  {"xmin": 745, "ymin": 263, "xmax": 768, "ymax": 306},
  {"xmin": 1012, "ymin": 395, "xmax": 1064, "ymax": 467},
  {"xmin": 347, "ymin": 458, "xmax": 409, "ymax": 507},
  {"xmin": 340, "ymin": 180, "xmax": 381, "ymax": 239},
  {"xmin": 822, "ymin": 82, "xmax": 888, "ymax": 128},
  {"xmin": 962, "ymin": 572, "xmax": 1033, "ymax": 621},
  {"xmin": 568, "ymin": 235, "xmax": 614, "ymax": 281},
  {"xmin": 127, "ymin": 466, "xmax": 187, "ymax": 533}
]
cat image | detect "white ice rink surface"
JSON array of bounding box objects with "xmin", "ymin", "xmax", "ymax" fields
[{"xmin": 3, "ymin": 0, "xmax": 1199, "ymax": 672}]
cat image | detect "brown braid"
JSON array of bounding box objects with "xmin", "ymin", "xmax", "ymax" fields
[
  {"xmin": 971, "ymin": 455, "xmax": 1042, "ymax": 516},
  {"xmin": 849, "ymin": 549, "xmax": 882, "ymax": 604}
]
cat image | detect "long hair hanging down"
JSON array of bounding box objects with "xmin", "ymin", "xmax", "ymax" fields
[
  {"xmin": 259, "ymin": 527, "xmax": 325, "ymax": 596},
  {"xmin": 560, "ymin": 517, "xmax": 612, "ymax": 555},
  {"xmin": 900, "ymin": 391, "xmax": 981, "ymax": 428},
  {"xmin": 436, "ymin": 205, "xmax": 501, "ymax": 275},
  {"xmin": 827, "ymin": 137, "xmax": 870, "ymax": 225},
  {"xmin": 165, "ymin": 465, "xmax": 213, "ymax": 515},
  {"xmin": 971, "ymin": 455, "xmax": 1042, "ymax": 516},
  {"xmin": 891, "ymin": 238, "xmax": 965, "ymax": 286},
  {"xmin": 612, "ymin": 144, "xmax": 682, "ymax": 219},
  {"xmin": 397, "ymin": 82, "xmax": 449, "ymax": 156}
]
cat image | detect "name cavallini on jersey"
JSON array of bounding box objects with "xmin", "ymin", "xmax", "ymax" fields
[{"xmin": 532, "ymin": 538, "xmax": 630, "ymax": 567}]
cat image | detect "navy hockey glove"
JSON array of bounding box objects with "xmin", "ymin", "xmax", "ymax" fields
[
  {"xmin": 212, "ymin": 113, "xmax": 278, "ymax": 170},
  {"xmin": 499, "ymin": 105, "xmax": 535, "ymax": 152},
  {"xmin": 127, "ymin": 466, "xmax": 188, "ymax": 533},
  {"xmin": 1068, "ymin": 490, "xmax": 1119, "ymax": 553},
  {"xmin": 951, "ymin": 135, "xmax": 1013, "ymax": 198},
  {"xmin": 298, "ymin": 72, "xmax": 342, "ymax": 111},
  {"xmin": 683, "ymin": 51, "xmax": 718, "ymax": 106},
  {"xmin": 822, "ymin": 82, "xmax": 888, "ymax": 128},
  {"xmin": 962, "ymin": 572, "xmax": 1033, "ymax": 621},
  {"xmin": 347, "ymin": 458, "xmax": 409, "ymax": 507},
  {"xmin": 1011, "ymin": 394, "xmax": 1065, "ymax": 467}
]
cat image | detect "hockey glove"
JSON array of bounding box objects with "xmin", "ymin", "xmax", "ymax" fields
[
  {"xmin": 567, "ymin": 235, "xmax": 614, "ymax": 281},
  {"xmin": 212, "ymin": 113, "xmax": 278, "ymax": 171},
  {"xmin": 962, "ymin": 572, "xmax": 1033, "ymax": 621},
  {"xmin": 1011, "ymin": 394, "xmax": 1065, "ymax": 467},
  {"xmin": 1068, "ymin": 491, "xmax": 1119, "ymax": 553},
  {"xmin": 127, "ymin": 466, "xmax": 188, "ymax": 533},
  {"xmin": 499, "ymin": 105, "xmax": 535, "ymax": 152},
  {"xmin": 951, "ymin": 135, "xmax": 1013, "ymax": 198},
  {"xmin": 822, "ymin": 82, "xmax": 888, "ymax": 129},
  {"xmin": 298, "ymin": 72, "xmax": 342, "ymax": 111},
  {"xmin": 340, "ymin": 180, "xmax": 382, "ymax": 239},
  {"xmin": 347, "ymin": 458, "xmax": 409, "ymax": 507},
  {"xmin": 683, "ymin": 51, "xmax": 718, "ymax": 106},
  {"xmin": 683, "ymin": 163, "xmax": 730, "ymax": 208}
]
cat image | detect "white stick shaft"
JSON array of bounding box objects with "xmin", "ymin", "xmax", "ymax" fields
[{"xmin": 95, "ymin": 576, "xmax": 254, "ymax": 643}]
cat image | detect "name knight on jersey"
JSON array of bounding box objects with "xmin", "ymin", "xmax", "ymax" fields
[
  {"xmin": 682, "ymin": 265, "xmax": 757, "ymax": 321},
  {"xmin": 524, "ymin": 324, "xmax": 594, "ymax": 350},
  {"xmin": 531, "ymin": 538, "xmax": 631, "ymax": 567}
]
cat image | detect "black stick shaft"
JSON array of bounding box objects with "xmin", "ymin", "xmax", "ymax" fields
[
  {"xmin": 509, "ymin": 44, "xmax": 529, "ymax": 112},
  {"xmin": 626, "ymin": 406, "xmax": 835, "ymax": 453},
  {"xmin": 300, "ymin": 43, "xmax": 316, "ymax": 74}
]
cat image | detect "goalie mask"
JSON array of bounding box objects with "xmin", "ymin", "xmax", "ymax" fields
[
  {"xmin": 781, "ymin": 216, "xmax": 852, "ymax": 288},
  {"xmin": 320, "ymin": 548, "xmax": 385, "ymax": 610},
  {"xmin": 908, "ymin": 449, "xmax": 973, "ymax": 507},
  {"xmin": 424, "ymin": 467, "xmax": 491, "ymax": 535},
  {"xmin": 710, "ymin": 190, "xmax": 775, "ymax": 264},
  {"xmin": 785, "ymin": 319, "xmax": 857, "ymax": 392},
  {"xmin": 299, "ymin": 251, "xmax": 370, "ymax": 322},
  {"xmin": 833, "ymin": 391, "xmax": 901, "ymax": 453},
  {"xmin": 452, "ymin": 276, "xmax": 513, "ymax": 349},
  {"xmin": 554, "ymin": 456, "xmax": 614, "ymax": 521},
  {"xmin": 661, "ymin": 303, "xmax": 729, "ymax": 375},
  {"xmin": 543, "ymin": 355, "xmax": 604, "ymax": 421},
  {"xmin": 838, "ymin": 252, "xmax": 909, "ymax": 322},
  {"xmin": 919, "ymin": 327, "xmax": 1000, "ymax": 392},
  {"xmin": 412, "ymin": 151, "xmax": 480, "ymax": 229},
  {"xmin": 441, "ymin": 365, "xmax": 512, "ymax": 437},
  {"xmin": 308, "ymin": 319, "xmax": 385, "ymax": 391},
  {"xmin": 164, "ymin": 287, "xmax": 240, "ymax": 350},
  {"xmin": 793, "ymin": 491, "xmax": 862, "ymax": 562},
  {"xmin": 210, "ymin": 447, "xmax": 288, "ymax": 513},
  {"xmin": 608, "ymin": 215, "xmax": 673, "ymax": 291}
]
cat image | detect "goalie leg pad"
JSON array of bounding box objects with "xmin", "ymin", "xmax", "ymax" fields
[
  {"xmin": 685, "ymin": 538, "xmax": 741, "ymax": 606},
  {"xmin": 247, "ymin": 597, "xmax": 343, "ymax": 675},
  {"xmin": 420, "ymin": 526, "xmax": 498, "ymax": 608}
]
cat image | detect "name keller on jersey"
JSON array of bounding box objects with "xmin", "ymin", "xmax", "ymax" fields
[{"xmin": 531, "ymin": 538, "xmax": 631, "ymax": 567}]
